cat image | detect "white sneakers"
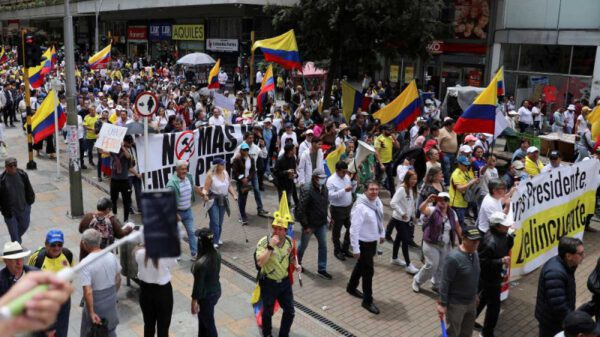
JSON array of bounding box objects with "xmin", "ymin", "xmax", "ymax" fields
[
  {"xmin": 390, "ymin": 258, "xmax": 407, "ymax": 267},
  {"xmin": 405, "ymin": 264, "xmax": 419, "ymax": 275},
  {"xmin": 412, "ymin": 278, "xmax": 420, "ymax": 293}
]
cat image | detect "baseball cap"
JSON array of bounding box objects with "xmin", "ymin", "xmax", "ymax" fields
[
  {"xmin": 304, "ymin": 129, "xmax": 314, "ymax": 135},
  {"xmin": 437, "ymin": 192, "xmax": 450, "ymax": 200},
  {"xmin": 549, "ymin": 150, "xmax": 561, "ymax": 160},
  {"xmin": 46, "ymin": 230, "xmax": 65, "ymax": 244},
  {"xmin": 464, "ymin": 135, "xmax": 477, "ymax": 143},
  {"xmin": 459, "ymin": 145, "xmax": 473, "ymax": 154},
  {"xmin": 312, "ymin": 167, "xmax": 326, "ymax": 178},
  {"xmin": 489, "ymin": 212, "xmax": 511, "ymax": 227},
  {"xmin": 563, "ymin": 311, "xmax": 600, "ymax": 336},
  {"xmin": 457, "ymin": 155, "xmax": 471, "ymax": 166},
  {"xmin": 212, "ymin": 158, "xmax": 225, "ymax": 165},
  {"xmin": 527, "ymin": 146, "xmax": 539, "ymax": 154},
  {"xmin": 240, "ymin": 143, "xmax": 250, "ymax": 151},
  {"xmin": 5, "ymin": 157, "xmax": 17, "ymax": 166},
  {"xmin": 285, "ymin": 122, "xmax": 293, "ymax": 128},
  {"xmin": 567, "ymin": 104, "xmax": 576, "ymax": 111},
  {"xmin": 513, "ymin": 160, "xmax": 525, "ymax": 170},
  {"xmin": 263, "ymin": 117, "xmax": 272, "ymax": 123},
  {"xmin": 463, "ymin": 226, "xmax": 482, "ymax": 240}
]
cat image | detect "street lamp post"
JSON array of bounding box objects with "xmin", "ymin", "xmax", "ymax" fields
[{"xmin": 94, "ymin": 0, "xmax": 104, "ymax": 52}]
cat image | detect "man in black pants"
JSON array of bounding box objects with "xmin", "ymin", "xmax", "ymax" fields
[
  {"xmin": 109, "ymin": 137, "xmax": 133, "ymax": 222},
  {"xmin": 2, "ymin": 83, "xmax": 14, "ymax": 127},
  {"xmin": 327, "ymin": 161, "xmax": 355, "ymax": 261},
  {"xmin": 347, "ymin": 181, "xmax": 384, "ymax": 315},
  {"xmin": 475, "ymin": 212, "xmax": 514, "ymax": 337}
]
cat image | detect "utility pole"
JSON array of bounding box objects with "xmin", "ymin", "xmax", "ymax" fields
[
  {"xmin": 94, "ymin": 0, "xmax": 104, "ymax": 52},
  {"xmin": 64, "ymin": 0, "xmax": 84, "ymax": 216}
]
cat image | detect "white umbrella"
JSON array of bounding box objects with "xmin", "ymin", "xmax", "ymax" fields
[{"xmin": 176, "ymin": 52, "xmax": 216, "ymax": 66}]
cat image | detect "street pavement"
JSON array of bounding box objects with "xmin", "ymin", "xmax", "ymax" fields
[{"xmin": 2, "ymin": 125, "xmax": 600, "ymax": 337}]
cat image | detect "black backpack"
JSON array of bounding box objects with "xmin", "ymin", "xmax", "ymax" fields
[{"xmin": 33, "ymin": 247, "xmax": 74, "ymax": 269}]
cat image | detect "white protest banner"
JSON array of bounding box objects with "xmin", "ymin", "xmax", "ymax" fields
[
  {"xmin": 136, "ymin": 125, "xmax": 250, "ymax": 189},
  {"xmin": 94, "ymin": 123, "xmax": 127, "ymax": 153},
  {"xmin": 509, "ymin": 159, "xmax": 600, "ymax": 279}
]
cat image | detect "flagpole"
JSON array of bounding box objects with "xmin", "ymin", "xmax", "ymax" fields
[{"xmin": 249, "ymin": 30, "xmax": 255, "ymax": 110}]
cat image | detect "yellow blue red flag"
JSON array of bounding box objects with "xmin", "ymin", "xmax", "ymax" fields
[
  {"xmin": 32, "ymin": 89, "xmax": 65, "ymax": 144},
  {"xmin": 207, "ymin": 59, "xmax": 220, "ymax": 89},
  {"xmin": 453, "ymin": 68, "xmax": 503, "ymax": 134},
  {"xmin": 257, "ymin": 65, "xmax": 274, "ymax": 113},
  {"xmin": 325, "ymin": 143, "xmax": 345, "ymax": 176},
  {"xmin": 373, "ymin": 80, "xmax": 421, "ymax": 131},
  {"xmin": 88, "ymin": 44, "xmax": 111, "ymax": 69},
  {"xmin": 252, "ymin": 30, "xmax": 301, "ymax": 70}
]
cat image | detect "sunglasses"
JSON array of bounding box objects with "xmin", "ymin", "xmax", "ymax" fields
[
  {"xmin": 6, "ymin": 163, "xmax": 16, "ymax": 168},
  {"xmin": 49, "ymin": 242, "xmax": 63, "ymax": 247}
]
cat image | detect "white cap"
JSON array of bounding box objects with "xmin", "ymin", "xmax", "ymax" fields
[
  {"xmin": 568, "ymin": 104, "xmax": 576, "ymax": 111},
  {"xmin": 527, "ymin": 146, "xmax": 539, "ymax": 154},
  {"xmin": 459, "ymin": 144, "xmax": 472, "ymax": 153},
  {"xmin": 304, "ymin": 129, "xmax": 314, "ymax": 135},
  {"xmin": 263, "ymin": 117, "xmax": 272, "ymax": 123},
  {"xmin": 425, "ymin": 99, "xmax": 433, "ymax": 105},
  {"xmin": 513, "ymin": 160, "xmax": 525, "ymax": 170},
  {"xmin": 489, "ymin": 211, "xmax": 511, "ymax": 227}
]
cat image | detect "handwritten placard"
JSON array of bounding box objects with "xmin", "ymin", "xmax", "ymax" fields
[{"xmin": 94, "ymin": 123, "xmax": 127, "ymax": 153}]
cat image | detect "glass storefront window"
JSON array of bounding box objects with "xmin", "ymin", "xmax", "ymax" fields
[
  {"xmin": 519, "ymin": 44, "xmax": 570, "ymax": 73},
  {"xmin": 502, "ymin": 44, "xmax": 519, "ymax": 70},
  {"xmin": 571, "ymin": 46, "xmax": 596, "ymax": 76}
]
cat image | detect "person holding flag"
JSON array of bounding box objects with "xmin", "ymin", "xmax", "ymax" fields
[
  {"xmin": 257, "ymin": 65, "xmax": 275, "ymax": 115},
  {"xmin": 207, "ymin": 59, "xmax": 220, "ymax": 90},
  {"xmin": 254, "ymin": 193, "xmax": 301, "ymax": 337}
]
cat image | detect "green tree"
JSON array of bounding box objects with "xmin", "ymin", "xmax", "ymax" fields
[{"xmin": 266, "ymin": 0, "xmax": 449, "ymax": 106}]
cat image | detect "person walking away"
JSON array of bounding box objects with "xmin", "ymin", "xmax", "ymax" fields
[
  {"xmin": 297, "ymin": 168, "xmax": 332, "ymax": 279},
  {"xmin": 82, "ymin": 106, "xmax": 99, "ymax": 167},
  {"xmin": 201, "ymin": 158, "xmax": 237, "ymax": 248},
  {"xmin": 413, "ymin": 192, "xmax": 460, "ymax": 293},
  {"xmin": 437, "ymin": 226, "xmax": 482, "ymax": 337},
  {"xmin": 374, "ymin": 125, "xmax": 400, "ymax": 196},
  {"xmin": 297, "ymin": 136, "xmax": 324, "ymax": 186},
  {"xmin": 79, "ymin": 229, "xmax": 122, "ymax": 337},
  {"xmin": 191, "ymin": 228, "xmax": 222, "ymax": 337},
  {"xmin": 109, "ymin": 138, "xmax": 134, "ymax": 222},
  {"xmin": 135, "ymin": 245, "xmax": 178, "ymax": 337},
  {"xmin": 255, "ymin": 217, "xmax": 301, "ymax": 337},
  {"xmin": 167, "ymin": 160, "xmax": 202, "ymax": 260},
  {"xmin": 0, "ymin": 157, "xmax": 35, "ymax": 243},
  {"xmin": 475, "ymin": 212, "xmax": 514, "ymax": 337},
  {"xmin": 388, "ymin": 171, "xmax": 419, "ymax": 274},
  {"xmin": 273, "ymin": 143, "xmax": 299, "ymax": 206},
  {"xmin": 28, "ymin": 230, "xmax": 74, "ymax": 337},
  {"xmin": 449, "ymin": 155, "xmax": 479, "ymax": 227},
  {"xmin": 327, "ymin": 161, "xmax": 355, "ymax": 261},
  {"xmin": 535, "ymin": 237, "xmax": 584, "ymax": 337},
  {"xmin": 347, "ymin": 181, "xmax": 385, "ymax": 314}
]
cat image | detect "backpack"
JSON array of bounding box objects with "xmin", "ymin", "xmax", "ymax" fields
[
  {"xmin": 294, "ymin": 183, "xmax": 310, "ymax": 224},
  {"xmin": 89, "ymin": 214, "xmax": 114, "ymax": 248},
  {"xmin": 33, "ymin": 247, "xmax": 73, "ymax": 269}
]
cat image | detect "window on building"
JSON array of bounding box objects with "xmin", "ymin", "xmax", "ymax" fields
[
  {"xmin": 571, "ymin": 46, "xmax": 596, "ymax": 76},
  {"xmin": 519, "ymin": 44, "xmax": 570, "ymax": 73},
  {"xmin": 502, "ymin": 43, "xmax": 519, "ymax": 70}
]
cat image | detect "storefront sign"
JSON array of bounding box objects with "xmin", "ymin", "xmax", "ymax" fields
[
  {"xmin": 404, "ymin": 66, "xmax": 414, "ymax": 83},
  {"xmin": 127, "ymin": 26, "xmax": 147, "ymax": 42},
  {"xmin": 206, "ymin": 39, "xmax": 238, "ymax": 52},
  {"xmin": 389, "ymin": 65, "xmax": 399, "ymax": 83},
  {"xmin": 149, "ymin": 23, "xmax": 172, "ymax": 41},
  {"xmin": 172, "ymin": 24, "xmax": 204, "ymax": 41}
]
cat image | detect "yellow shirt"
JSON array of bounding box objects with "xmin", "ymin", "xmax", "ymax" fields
[
  {"xmin": 256, "ymin": 236, "xmax": 292, "ymax": 281},
  {"xmin": 525, "ymin": 157, "xmax": 544, "ymax": 177},
  {"xmin": 449, "ymin": 168, "xmax": 474, "ymax": 208},
  {"xmin": 83, "ymin": 115, "xmax": 99, "ymax": 140},
  {"xmin": 375, "ymin": 135, "xmax": 394, "ymax": 164},
  {"xmin": 28, "ymin": 248, "xmax": 74, "ymax": 273},
  {"xmin": 109, "ymin": 112, "xmax": 118, "ymax": 124}
]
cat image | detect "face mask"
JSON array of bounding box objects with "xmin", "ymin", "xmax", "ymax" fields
[{"xmin": 318, "ymin": 178, "xmax": 326, "ymax": 186}]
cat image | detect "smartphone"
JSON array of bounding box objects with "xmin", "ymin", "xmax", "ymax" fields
[{"xmin": 141, "ymin": 189, "xmax": 181, "ymax": 259}]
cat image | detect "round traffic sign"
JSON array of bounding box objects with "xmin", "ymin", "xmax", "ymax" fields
[
  {"xmin": 134, "ymin": 91, "xmax": 159, "ymax": 117},
  {"xmin": 175, "ymin": 130, "xmax": 195, "ymax": 161}
]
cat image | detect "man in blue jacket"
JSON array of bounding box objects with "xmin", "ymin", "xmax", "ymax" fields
[{"xmin": 535, "ymin": 236, "xmax": 584, "ymax": 337}]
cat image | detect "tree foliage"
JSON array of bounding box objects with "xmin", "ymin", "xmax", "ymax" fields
[{"xmin": 266, "ymin": 0, "xmax": 450, "ymax": 78}]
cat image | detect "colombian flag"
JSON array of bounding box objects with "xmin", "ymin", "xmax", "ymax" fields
[
  {"xmin": 28, "ymin": 65, "xmax": 44, "ymax": 89},
  {"xmin": 373, "ymin": 80, "xmax": 421, "ymax": 131},
  {"xmin": 51, "ymin": 46, "xmax": 58, "ymax": 65},
  {"xmin": 252, "ymin": 30, "xmax": 301, "ymax": 70},
  {"xmin": 496, "ymin": 66, "xmax": 505, "ymax": 97},
  {"xmin": 31, "ymin": 89, "xmax": 66, "ymax": 144},
  {"xmin": 257, "ymin": 64, "xmax": 274, "ymax": 113},
  {"xmin": 40, "ymin": 48, "xmax": 53, "ymax": 76},
  {"xmin": 88, "ymin": 44, "xmax": 111, "ymax": 69},
  {"xmin": 207, "ymin": 59, "xmax": 220, "ymax": 89},
  {"xmin": 341, "ymin": 81, "xmax": 371, "ymax": 122},
  {"xmin": 324, "ymin": 143, "xmax": 345, "ymax": 176},
  {"xmin": 587, "ymin": 105, "xmax": 600, "ymax": 140},
  {"xmin": 0, "ymin": 48, "xmax": 8, "ymax": 65},
  {"xmin": 453, "ymin": 68, "xmax": 503, "ymax": 134}
]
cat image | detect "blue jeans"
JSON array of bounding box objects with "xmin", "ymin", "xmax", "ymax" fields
[
  {"xmin": 4, "ymin": 204, "xmax": 31, "ymax": 243},
  {"xmin": 208, "ymin": 202, "xmax": 226, "ymax": 244},
  {"xmin": 237, "ymin": 177, "xmax": 264, "ymax": 221},
  {"xmin": 453, "ymin": 207, "xmax": 467, "ymax": 230},
  {"xmin": 178, "ymin": 208, "xmax": 197, "ymax": 256},
  {"xmin": 197, "ymin": 291, "xmax": 220, "ymax": 337},
  {"xmin": 297, "ymin": 225, "xmax": 328, "ymax": 272},
  {"xmin": 251, "ymin": 176, "xmax": 264, "ymax": 211},
  {"xmin": 442, "ymin": 152, "xmax": 456, "ymax": 186}
]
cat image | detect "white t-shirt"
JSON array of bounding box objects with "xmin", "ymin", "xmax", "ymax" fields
[
  {"xmin": 577, "ymin": 114, "xmax": 588, "ymax": 132},
  {"xmin": 79, "ymin": 251, "xmax": 122, "ymax": 291},
  {"xmin": 208, "ymin": 115, "xmax": 225, "ymax": 126},
  {"xmin": 518, "ymin": 106, "xmax": 533, "ymax": 125},
  {"xmin": 135, "ymin": 248, "xmax": 178, "ymax": 285},
  {"xmin": 479, "ymin": 167, "xmax": 499, "ymax": 196},
  {"xmin": 477, "ymin": 194, "xmax": 503, "ymax": 233}
]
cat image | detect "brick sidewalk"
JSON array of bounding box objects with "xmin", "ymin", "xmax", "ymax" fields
[{"xmin": 6, "ymin": 126, "xmax": 600, "ymax": 337}]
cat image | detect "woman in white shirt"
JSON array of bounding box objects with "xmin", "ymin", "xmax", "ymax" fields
[
  {"xmin": 201, "ymin": 158, "xmax": 237, "ymax": 248},
  {"xmin": 135, "ymin": 246, "xmax": 178, "ymax": 337},
  {"xmin": 517, "ymin": 100, "xmax": 533, "ymax": 132},
  {"xmin": 388, "ymin": 170, "xmax": 419, "ymax": 274},
  {"xmin": 154, "ymin": 107, "xmax": 169, "ymax": 132}
]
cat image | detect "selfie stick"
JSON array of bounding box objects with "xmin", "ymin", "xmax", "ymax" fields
[{"xmin": 0, "ymin": 231, "xmax": 142, "ymax": 320}]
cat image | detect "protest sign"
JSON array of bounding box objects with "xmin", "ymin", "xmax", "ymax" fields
[
  {"xmin": 135, "ymin": 125, "xmax": 250, "ymax": 189},
  {"xmin": 94, "ymin": 123, "xmax": 127, "ymax": 153}
]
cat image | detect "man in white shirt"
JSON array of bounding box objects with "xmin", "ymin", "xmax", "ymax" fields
[
  {"xmin": 542, "ymin": 150, "xmax": 564, "ymax": 173},
  {"xmin": 298, "ymin": 129, "xmax": 314, "ymax": 158},
  {"xmin": 564, "ymin": 104, "xmax": 575, "ymax": 134},
  {"xmin": 208, "ymin": 107, "xmax": 225, "ymax": 126},
  {"xmin": 477, "ymin": 179, "xmax": 508, "ymax": 233},
  {"xmin": 347, "ymin": 181, "xmax": 384, "ymax": 315},
  {"xmin": 218, "ymin": 69, "xmax": 228, "ymax": 88},
  {"xmin": 297, "ymin": 136, "xmax": 323, "ymax": 185},
  {"xmin": 327, "ymin": 161, "xmax": 356, "ymax": 261}
]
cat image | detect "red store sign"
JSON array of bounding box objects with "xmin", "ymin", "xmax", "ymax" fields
[{"xmin": 127, "ymin": 26, "xmax": 148, "ymax": 42}]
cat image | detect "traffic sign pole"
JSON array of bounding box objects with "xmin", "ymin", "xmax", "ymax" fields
[
  {"xmin": 134, "ymin": 91, "xmax": 158, "ymax": 191},
  {"xmin": 144, "ymin": 116, "xmax": 149, "ymax": 191}
]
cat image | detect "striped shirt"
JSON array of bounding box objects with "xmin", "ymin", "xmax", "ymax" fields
[{"xmin": 178, "ymin": 177, "xmax": 192, "ymax": 210}]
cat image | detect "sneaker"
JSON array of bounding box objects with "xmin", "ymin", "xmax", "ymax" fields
[
  {"xmin": 213, "ymin": 244, "xmax": 219, "ymax": 249},
  {"xmin": 390, "ymin": 258, "xmax": 406, "ymax": 267},
  {"xmin": 318, "ymin": 270, "xmax": 333, "ymax": 280},
  {"xmin": 334, "ymin": 251, "xmax": 346, "ymax": 261},
  {"xmin": 412, "ymin": 278, "xmax": 420, "ymax": 293},
  {"xmin": 405, "ymin": 264, "xmax": 419, "ymax": 275},
  {"xmin": 218, "ymin": 240, "xmax": 223, "ymax": 245},
  {"xmin": 257, "ymin": 209, "xmax": 269, "ymax": 216}
]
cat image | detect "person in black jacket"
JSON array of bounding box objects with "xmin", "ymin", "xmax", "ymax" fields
[
  {"xmin": 0, "ymin": 157, "xmax": 35, "ymax": 243},
  {"xmin": 535, "ymin": 236, "xmax": 584, "ymax": 337},
  {"xmin": 273, "ymin": 143, "xmax": 299, "ymax": 206},
  {"xmin": 297, "ymin": 168, "xmax": 332, "ymax": 280},
  {"xmin": 191, "ymin": 228, "xmax": 221, "ymax": 337},
  {"xmin": 232, "ymin": 143, "xmax": 255, "ymax": 225},
  {"xmin": 475, "ymin": 212, "xmax": 514, "ymax": 337}
]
